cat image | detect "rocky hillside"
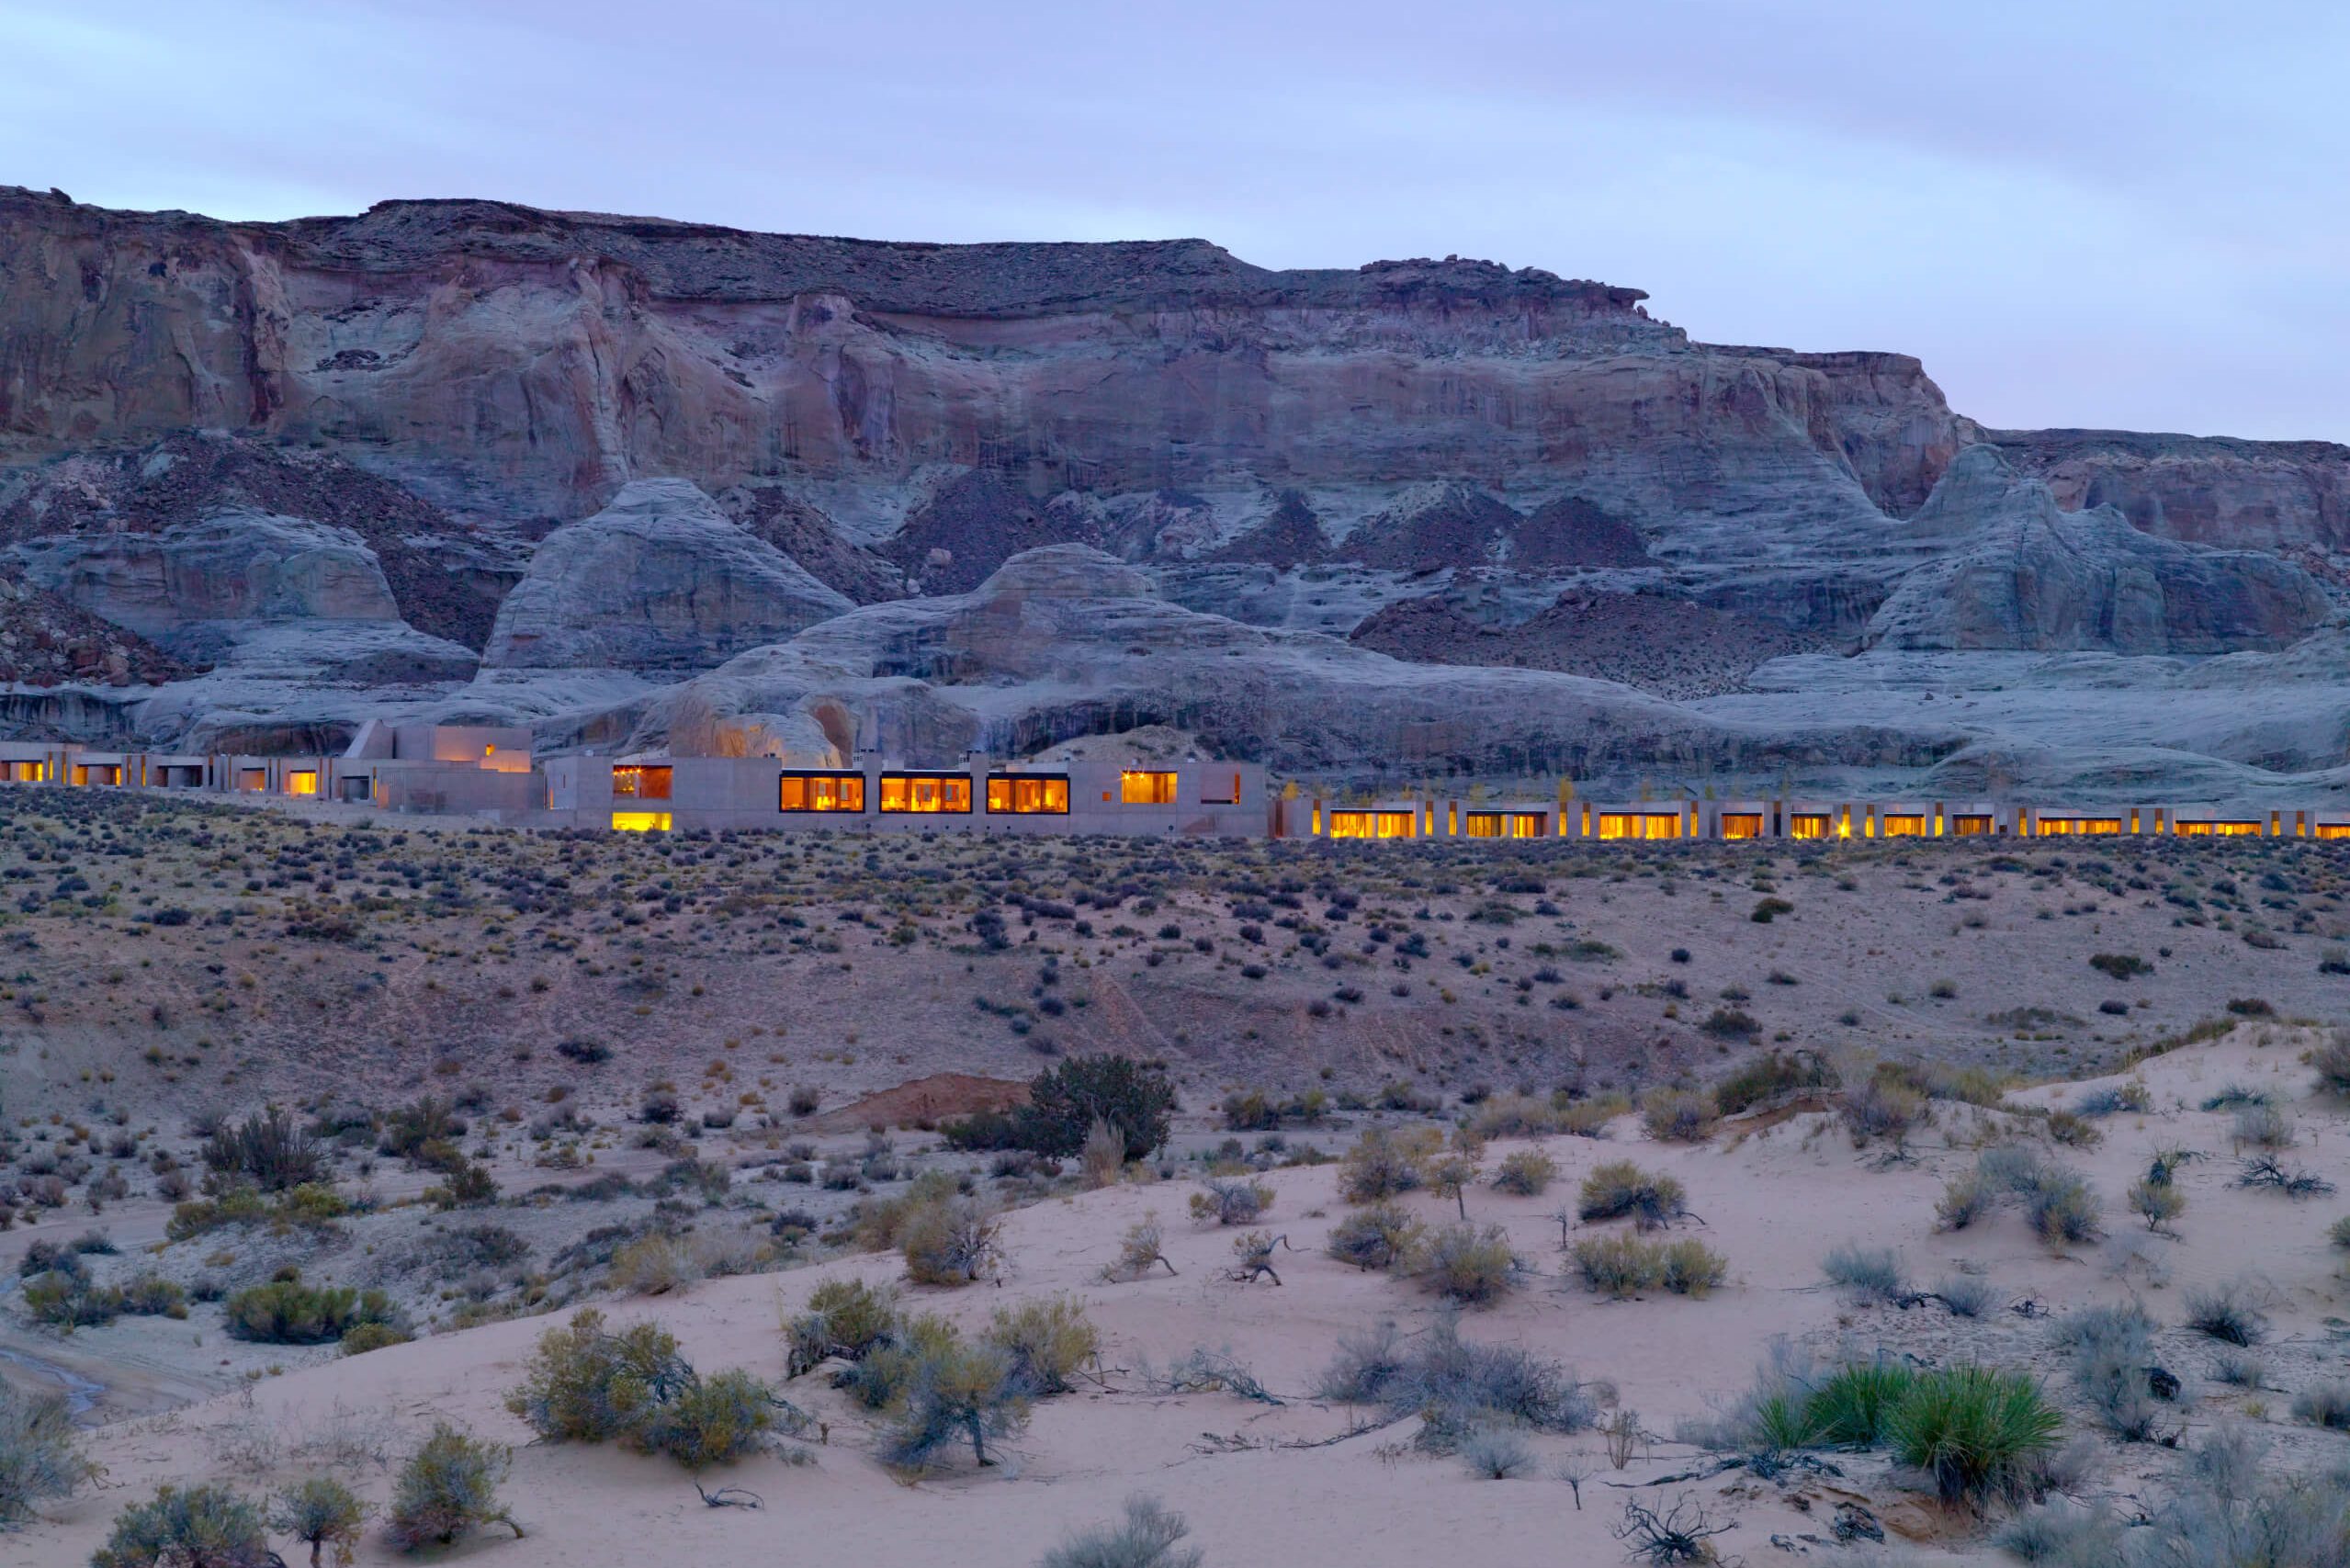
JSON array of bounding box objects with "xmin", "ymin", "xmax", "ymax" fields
[{"xmin": 2, "ymin": 186, "xmax": 2346, "ymax": 799}]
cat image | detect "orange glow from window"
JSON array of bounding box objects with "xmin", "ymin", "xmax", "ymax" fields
[
  {"xmin": 880, "ymin": 774, "xmax": 971, "ymax": 813},
  {"xmin": 1787, "ymin": 814, "xmax": 1831, "ymax": 840},
  {"xmin": 2037, "ymin": 818, "xmax": 2122, "ymax": 836},
  {"xmin": 286, "ymin": 770, "xmax": 319, "ymax": 797},
  {"xmin": 613, "ymin": 765, "xmax": 672, "ymax": 800},
  {"xmin": 1720, "ymin": 813, "xmax": 1764, "ymax": 840},
  {"xmin": 1328, "ymin": 810, "xmax": 1416, "ymax": 839},
  {"xmin": 779, "ymin": 773, "xmax": 864, "ymax": 812},
  {"xmin": 612, "ymin": 811, "xmax": 672, "ymax": 832},
  {"xmin": 2175, "ymin": 820, "xmax": 2261, "ymax": 837},
  {"xmin": 986, "ymin": 776, "xmax": 1068, "ymax": 814},
  {"xmin": 1119, "ymin": 770, "xmax": 1178, "ymax": 805},
  {"xmin": 1881, "ymin": 814, "xmax": 1926, "ymax": 837}
]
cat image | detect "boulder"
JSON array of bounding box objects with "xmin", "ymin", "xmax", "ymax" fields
[{"xmin": 483, "ymin": 479, "xmax": 853, "ymax": 671}]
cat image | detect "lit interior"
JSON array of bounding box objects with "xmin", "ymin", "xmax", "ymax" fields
[
  {"xmin": 780, "ymin": 773, "xmax": 865, "ymax": 812},
  {"xmin": 2315, "ymin": 824, "xmax": 2350, "ymax": 840},
  {"xmin": 612, "ymin": 765, "xmax": 673, "ymax": 800},
  {"xmin": 1463, "ymin": 812, "xmax": 1505, "ymax": 839},
  {"xmin": 880, "ymin": 774, "xmax": 972, "ymax": 813},
  {"xmin": 987, "ymin": 776, "xmax": 1069, "ymax": 814},
  {"xmin": 1328, "ymin": 809, "xmax": 1417, "ymax": 839},
  {"xmin": 2175, "ymin": 820, "xmax": 2261, "ymax": 837},
  {"xmin": 2037, "ymin": 817, "xmax": 2122, "ymax": 836},
  {"xmin": 285, "ymin": 770, "xmax": 319, "ymax": 797},
  {"xmin": 1119, "ymin": 770, "xmax": 1178, "ymax": 806},
  {"xmin": 1597, "ymin": 812, "xmax": 1684, "ymax": 840},
  {"xmin": 1787, "ymin": 814, "xmax": 1831, "ymax": 840},
  {"xmin": 1720, "ymin": 813, "xmax": 1764, "ymax": 839},
  {"xmin": 1880, "ymin": 814, "xmax": 1927, "ymax": 837},
  {"xmin": 611, "ymin": 811, "xmax": 672, "ymax": 832},
  {"xmin": 1951, "ymin": 815, "xmax": 1994, "ymax": 835}
]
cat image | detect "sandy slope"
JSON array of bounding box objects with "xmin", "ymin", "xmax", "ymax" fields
[{"xmin": 17, "ymin": 1028, "xmax": 2350, "ymax": 1567}]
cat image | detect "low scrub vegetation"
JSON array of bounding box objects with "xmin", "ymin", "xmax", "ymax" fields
[
  {"xmin": 223, "ymin": 1271, "xmax": 401, "ymax": 1346},
  {"xmin": 385, "ymin": 1423, "xmax": 522, "ymax": 1552},
  {"xmin": 504, "ymin": 1308, "xmax": 788, "ymax": 1470},
  {"xmin": 1577, "ymin": 1161, "xmax": 1690, "ymax": 1229},
  {"xmin": 1315, "ymin": 1315, "xmax": 1600, "ymax": 1451},
  {"xmin": 0, "ymin": 1382, "xmax": 92, "ymax": 1526},
  {"xmin": 1936, "ymin": 1146, "xmax": 2103, "ymax": 1246},
  {"xmin": 1569, "ymin": 1234, "xmax": 1726, "ymax": 1298}
]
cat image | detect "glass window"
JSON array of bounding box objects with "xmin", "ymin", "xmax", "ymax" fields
[
  {"xmin": 1463, "ymin": 812, "xmax": 1503, "ymax": 839},
  {"xmin": 1787, "ymin": 814, "xmax": 1831, "ymax": 840},
  {"xmin": 1951, "ymin": 814, "xmax": 1994, "ymax": 836},
  {"xmin": 879, "ymin": 773, "xmax": 971, "ymax": 813},
  {"xmin": 1720, "ymin": 813, "xmax": 1764, "ymax": 840},
  {"xmin": 1329, "ymin": 810, "xmax": 1416, "ymax": 839},
  {"xmin": 1511, "ymin": 813, "xmax": 1545, "ymax": 839},
  {"xmin": 286, "ymin": 770, "xmax": 319, "ymax": 797},
  {"xmin": 1880, "ymin": 814, "xmax": 1926, "ymax": 837},
  {"xmin": 780, "ymin": 773, "xmax": 865, "ymax": 812},
  {"xmin": 986, "ymin": 776, "xmax": 1069, "ymax": 814},
  {"xmin": 1199, "ymin": 771, "xmax": 1242, "ymax": 805},
  {"xmin": 612, "ymin": 765, "xmax": 672, "ymax": 800},
  {"xmin": 1119, "ymin": 771, "xmax": 1178, "ymax": 805},
  {"xmin": 238, "ymin": 768, "xmax": 268, "ymax": 793},
  {"xmin": 612, "ymin": 811, "xmax": 672, "ymax": 832}
]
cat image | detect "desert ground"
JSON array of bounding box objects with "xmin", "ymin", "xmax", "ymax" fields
[{"xmin": 3, "ymin": 791, "xmax": 2349, "ymax": 1564}]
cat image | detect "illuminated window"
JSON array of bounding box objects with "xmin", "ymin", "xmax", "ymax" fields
[
  {"xmin": 1463, "ymin": 812, "xmax": 1504, "ymax": 839},
  {"xmin": 1511, "ymin": 813, "xmax": 1545, "ymax": 839},
  {"xmin": 1787, "ymin": 814, "xmax": 1831, "ymax": 840},
  {"xmin": 1881, "ymin": 814, "xmax": 1927, "ymax": 837},
  {"xmin": 2175, "ymin": 820, "xmax": 2261, "ymax": 838},
  {"xmin": 985, "ymin": 776, "xmax": 1068, "ymax": 815},
  {"xmin": 779, "ymin": 773, "xmax": 866, "ymax": 813},
  {"xmin": 2316, "ymin": 823, "xmax": 2350, "ymax": 840},
  {"xmin": 1597, "ymin": 812, "xmax": 1684, "ymax": 840},
  {"xmin": 612, "ymin": 811, "xmax": 672, "ymax": 832},
  {"xmin": 879, "ymin": 773, "xmax": 972, "ymax": 813},
  {"xmin": 1720, "ymin": 813, "xmax": 1764, "ymax": 840},
  {"xmin": 285, "ymin": 770, "xmax": 319, "ymax": 798},
  {"xmin": 1119, "ymin": 771, "xmax": 1178, "ymax": 805},
  {"xmin": 1951, "ymin": 814, "xmax": 1994, "ymax": 836},
  {"xmin": 1328, "ymin": 810, "xmax": 1417, "ymax": 840},
  {"xmin": 2037, "ymin": 817, "xmax": 2122, "ymax": 836},
  {"xmin": 612, "ymin": 765, "xmax": 673, "ymax": 800},
  {"xmin": 1199, "ymin": 771, "xmax": 1242, "ymax": 806}
]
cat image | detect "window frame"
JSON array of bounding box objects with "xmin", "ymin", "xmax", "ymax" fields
[{"xmin": 778, "ymin": 772, "xmax": 866, "ymax": 814}]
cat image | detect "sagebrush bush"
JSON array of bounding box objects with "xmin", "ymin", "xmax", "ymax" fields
[
  {"xmin": 385, "ymin": 1424, "xmax": 520, "ymax": 1551},
  {"xmin": 1416, "ymin": 1223, "xmax": 1522, "ymax": 1304},
  {"xmin": 1639, "ymin": 1088, "xmax": 1718, "ymax": 1143},
  {"xmin": 1339, "ymin": 1127, "xmax": 1438, "ymax": 1202},
  {"xmin": 1467, "ymin": 1093, "xmax": 1560, "ymax": 1139},
  {"xmin": 2026, "ymin": 1172, "xmax": 2104, "ymax": 1246},
  {"xmin": 91, "ymin": 1483, "xmax": 270, "ymax": 1568},
  {"xmin": 1187, "ymin": 1177, "xmax": 1272, "ymax": 1227},
  {"xmin": 876, "ymin": 1315, "xmax": 1029, "ymax": 1472},
  {"xmin": 2293, "ymin": 1379, "xmax": 2350, "ymax": 1431},
  {"xmin": 1839, "ymin": 1077, "xmax": 1926, "ymax": 1148},
  {"xmin": 2183, "ymin": 1280, "xmax": 2270, "ymax": 1348},
  {"xmin": 1314, "ymin": 1315, "xmax": 1597, "ymax": 1450},
  {"xmin": 1712, "ymin": 1050, "xmax": 1836, "ymax": 1115},
  {"xmin": 607, "ymin": 1233, "xmax": 701, "ymax": 1295},
  {"xmin": 222, "ymin": 1275, "xmax": 400, "ymax": 1346},
  {"xmin": 1576, "ymin": 1160, "xmax": 1689, "ymax": 1229},
  {"xmin": 504, "ymin": 1308, "xmax": 682, "ymax": 1443},
  {"xmin": 1820, "ymin": 1244, "xmax": 1906, "ymax": 1303},
  {"xmin": 2311, "ymin": 1028, "xmax": 2350, "ymax": 1098},
  {"xmin": 201, "ymin": 1106, "xmax": 327, "ymax": 1193},
  {"xmin": 1103, "ymin": 1214, "xmax": 1176, "ymax": 1281},
  {"xmin": 2233, "ymin": 1103, "xmax": 2296, "ymax": 1151},
  {"xmin": 1490, "ymin": 1149, "xmax": 1558, "ymax": 1196},
  {"xmin": 985, "ymin": 1297, "xmax": 1099, "ymax": 1396},
  {"xmin": 1572, "ymin": 1233, "xmax": 1661, "ymax": 1297},
  {"xmin": 0, "ymin": 1381, "xmax": 92, "ymax": 1526},
  {"xmin": 1661, "ymin": 1238, "xmax": 1728, "ymax": 1297},
  {"xmin": 635, "ymin": 1368, "xmax": 778, "ymax": 1470},
  {"xmin": 2129, "ymin": 1178, "xmax": 2186, "ymax": 1232},
  {"xmin": 270, "ymin": 1476, "xmax": 369, "ymax": 1568},
  {"xmin": 901, "ymin": 1195, "xmax": 1004, "ymax": 1285},
  {"xmin": 1457, "ymin": 1425, "xmax": 1535, "ymax": 1479},
  {"xmin": 1324, "ymin": 1202, "xmax": 1424, "ymax": 1272},
  {"xmin": 2058, "ymin": 1303, "xmax": 2164, "ymax": 1442},
  {"xmin": 785, "ymin": 1278, "xmax": 899, "ymax": 1377},
  {"xmin": 1037, "ymin": 1495, "xmax": 1203, "ymax": 1568}
]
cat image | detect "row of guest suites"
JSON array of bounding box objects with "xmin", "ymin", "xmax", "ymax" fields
[{"xmin": 1, "ymin": 728, "xmax": 2344, "ymax": 841}]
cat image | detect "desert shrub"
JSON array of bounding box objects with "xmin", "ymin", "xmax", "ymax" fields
[
  {"xmin": 1699, "ymin": 1008, "xmax": 1759, "ymax": 1041},
  {"xmin": 91, "ymin": 1483, "xmax": 270, "ymax": 1568},
  {"xmin": 607, "ymin": 1233, "xmax": 701, "ymax": 1295},
  {"xmin": 164, "ymin": 1186, "xmax": 269, "ymax": 1241},
  {"xmin": 1996, "ymin": 1496, "xmax": 2126, "ymax": 1564},
  {"xmin": 2236, "ymin": 1154, "xmax": 2337, "ymax": 1198},
  {"xmin": 2232, "ymin": 1104, "xmax": 2295, "ymax": 1150},
  {"xmin": 1821, "ymin": 1244, "xmax": 1906, "ymax": 1304},
  {"xmin": 2073, "ymin": 1079, "xmax": 2151, "ymax": 1118},
  {"xmin": 0, "ymin": 1382, "xmax": 92, "ymax": 1526},
  {"xmin": 384, "ymin": 1423, "xmax": 520, "ymax": 1551},
  {"xmin": 1324, "ymin": 1202, "xmax": 1424, "ymax": 1272},
  {"xmin": 2026, "ymin": 1171, "xmax": 2104, "ymax": 1245},
  {"xmin": 1712, "ymin": 1050, "xmax": 1836, "ymax": 1115},
  {"xmin": 1571, "ymin": 1232, "xmax": 1661, "ymax": 1297},
  {"xmin": 1037, "ymin": 1495, "xmax": 1203, "ymax": 1568},
  {"xmin": 223, "ymin": 1275, "xmax": 400, "ymax": 1345},
  {"xmin": 2130, "ymin": 1179, "xmax": 2186, "ymax": 1232},
  {"xmin": 2292, "ymin": 1380, "xmax": 2350, "ymax": 1431},
  {"xmin": 1491, "ymin": 1149, "xmax": 1558, "ymax": 1196},
  {"xmin": 339, "ymin": 1322, "xmax": 411, "ymax": 1357},
  {"xmin": 1467, "ymin": 1093, "xmax": 1560, "ymax": 1139},
  {"xmin": 504, "ymin": 1309, "xmax": 684, "ymax": 1443},
  {"xmin": 985, "ymin": 1297, "xmax": 1099, "ymax": 1397},
  {"xmin": 270, "ymin": 1476, "xmax": 369, "ymax": 1568},
  {"xmin": 1102, "ymin": 1214, "xmax": 1177, "ymax": 1281},
  {"xmin": 1458, "ymin": 1425, "xmax": 1536, "ymax": 1480},
  {"xmin": 1555, "ymin": 1095, "xmax": 1629, "ymax": 1137},
  {"xmin": 1640, "ymin": 1088, "xmax": 1718, "ymax": 1143},
  {"xmin": 1660, "ymin": 1238, "xmax": 1728, "ymax": 1297},
  {"xmin": 2313, "ymin": 1029, "xmax": 2350, "ymax": 1098},
  {"xmin": 1839, "ymin": 1077, "xmax": 1926, "ymax": 1148},
  {"xmin": 635, "ymin": 1368, "xmax": 777, "ymax": 1470},
  {"xmin": 1577, "ymin": 1160, "xmax": 1689, "ymax": 1229},
  {"xmin": 1751, "ymin": 897, "xmax": 1793, "ymax": 923},
  {"xmin": 901, "ymin": 1195, "xmax": 1004, "ymax": 1285},
  {"xmin": 1019, "ymin": 1055, "xmax": 1176, "ymax": 1160},
  {"xmin": 2046, "ymin": 1111, "xmax": 2103, "ymax": 1149},
  {"xmin": 1934, "ymin": 1275, "xmax": 1998, "ymax": 1319},
  {"xmin": 2332, "ymin": 1214, "xmax": 2350, "ymax": 1250},
  {"xmin": 785, "ymin": 1279, "xmax": 899, "ymax": 1377},
  {"xmin": 2089, "ymin": 953, "xmax": 2152, "ymax": 980},
  {"xmin": 1416, "ymin": 1223, "xmax": 1523, "ymax": 1304},
  {"xmin": 2209, "ymin": 1350, "xmax": 2269, "ymax": 1389},
  {"xmin": 1079, "ymin": 1117, "xmax": 1125, "ymax": 1190},
  {"xmin": 1884, "ymin": 1365, "xmax": 2062, "ymax": 1506},
  {"xmin": 1187, "ymin": 1176, "xmax": 1272, "ymax": 1227},
  {"xmin": 378, "ymin": 1096, "xmax": 465, "ymax": 1160},
  {"xmin": 1936, "ymin": 1171, "xmax": 1991, "ymax": 1231},
  {"xmin": 1315, "ymin": 1315, "xmax": 1598, "ymax": 1449},
  {"xmin": 2058, "ymin": 1303, "xmax": 2165, "ymax": 1442},
  {"xmin": 201, "ymin": 1106, "xmax": 327, "ymax": 1193},
  {"xmin": 876, "ymin": 1314, "xmax": 1028, "ymax": 1472},
  {"xmin": 1338, "ymin": 1126, "xmax": 1438, "ymax": 1202},
  {"xmin": 2183, "ymin": 1280, "xmax": 2270, "ymax": 1348}
]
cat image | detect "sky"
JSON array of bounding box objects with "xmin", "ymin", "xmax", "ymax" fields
[{"xmin": 4, "ymin": 0, "xmax": 2344, "ymax": 441}]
